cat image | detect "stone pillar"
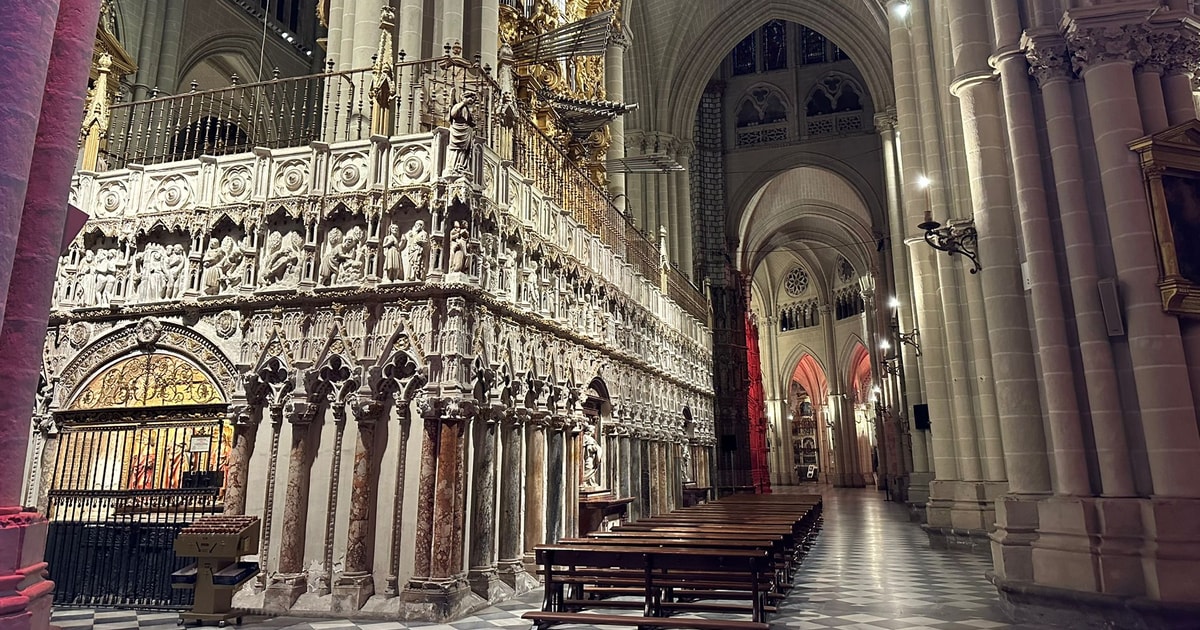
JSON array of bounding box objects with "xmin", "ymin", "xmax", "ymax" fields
[
  {"xmin": 131, "ymin": 0, "xmax": 162, "ymax": 100},
  {"xmin": 396, "ymin": 0, "xmax": 424, "ymax": 131},
  {"xmin": 606, "ymin": 30, "xmax": 628, "ymax": 217},
  {"xmin": 223, "ymin": 408, "xmax": 258, "ymax": 515},
  {"xmin": 545, "ymin": 420, "xmax": 565, "ymax": 541},
  {"xmin": 408, "ymin": 415, "xmax": 439, "ymax": 582},
  {"xmin": 675, "ymin": 143, "xmax": 694, "ymax": 278},
  {"xmin": 467, "ymin": 409, "xmax": 510, "ymax": 601},
  {"xmin": 265, "ymin": 408, "xmax": 318, "ymax": 611},
  {"xmin": 0, "ymin": 3, "xmax": 101, "ymax": 629},
  {"xmin": 1066, "ymin": 21, "xmax": 1200, "ymax": 499},
  {"xmin": 1024, "ymin": 34, "xmax": 1136, "ymax": 498},
  {"xmin": 476, "ymin": 0, "xmax": 499, "ymax": 70},
  {"xmin": 154, "ymin": 0, "xmax": 185, "ymax": 90},
  {"xmin": 497, "ymin": 411, "xmax": 535, "ymax": 592},
  {"xmin": 385, "ymin": 401, "xmax": 415, "ymax": 595},
  {"xmin": 522, "ymin": 416, "xmax": 547, "ymax": 565},
  {"xmin": 333, "ymin": 401, "xmax": 383, "ymax": 612}
]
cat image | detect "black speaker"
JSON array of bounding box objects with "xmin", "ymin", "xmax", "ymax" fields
[
  {"xmin": 720, "ymin": 435, "xmax": 738, "ymax": 452},
  {"xmin": 913, "ymin": 404, "xmax": 930, "ymax": 431}
]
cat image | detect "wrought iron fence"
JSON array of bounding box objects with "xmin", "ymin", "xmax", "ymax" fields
[
  {"xmin": 101, "ymin": 65, "xmax": 372, "ymax": 169},
  {"xmin": 45, "ymin": 418, "xmax": 229, "ymax": 609}
]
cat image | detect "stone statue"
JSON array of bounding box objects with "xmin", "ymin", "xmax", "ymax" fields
[
  {"xmin": 680, "ymin": 443, "xmax": 694, "ymax": 485},
  {"xmin": 219, "ymin": 236, "xmax": 245, "ymax": 292},
  {"xmin": 446, "ymin": 92, "xmax": 477, "ymax": 176},
  {"xmin": 522, "ymin": 259, "xmax": 540, "ymax": 305},
  {"xmin": 382, "ymin": 224, "xmax": 402, "ymax": 281},
  {"xmin": 166, "ymin": 243, "xmax": 187, "ymax": 298},
  {"xmin": 581, "ymin": 422, "xmax": 601, "ymax": 490},
  {"xmin": 201, "ymin": 238, "xmax": 224, "ymax": 296},
  {"xmin": 335, "ymin": 225, "xmax": 367, "ymax": 284},
  {"xmin": 319, "ymin": 227, "xmax": 345, "ymax": 286},
  {"xmin": 260, "ymin": 230, "xmax": 303, "ymax": 288},
  {"xmin": 448, "ymin": 220, "xmax": 469, "ymax": 273},
  {"xmin": 402, "ymin": 220, "xmax": 428, "ymax": 281},
  {"xmin": 76, "ymin": 250, "xmax": 97, "ymax": 306}
]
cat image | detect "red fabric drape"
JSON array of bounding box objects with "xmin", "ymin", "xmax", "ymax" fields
[{"xmin": 745, "ymin": 315, "xmax": 771, "ymax": 493}]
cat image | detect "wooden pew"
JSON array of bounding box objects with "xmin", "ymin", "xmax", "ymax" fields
[{"xmin": 523, "ymin": 543, "xmax": 772, "ymax": 630}]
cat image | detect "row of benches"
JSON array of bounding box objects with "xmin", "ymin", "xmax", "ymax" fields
[{"xmin": 524, "ymin": 493, "xmax": 823, "ymax": 630}]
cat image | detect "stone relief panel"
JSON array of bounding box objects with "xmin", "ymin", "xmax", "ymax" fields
[{"xmin": 259, "ymin": 212, "xmax": 306, "ymax": 291}]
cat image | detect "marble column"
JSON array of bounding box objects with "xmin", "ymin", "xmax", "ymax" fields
[
  {"xmin": 0, "ymin": 3, "xmax": 102, "ymax": 628},
  {"xmin": 497, "ymin": 411, "xmax": 535, "ymax": 592},
  {"xmin": 521, "ymin": 417, "xmax": 547, "ymax": 565},
  {"xmin": 385, "ymin": 402, "xmax": 415, "ymax": 595},
  {"xmin": 265, "ymin": 410, "xmax": 318, "ymax": 611},
  {"xmin": 545, "ymin": 420, "xmax": 565, "ymax": 541},
  {"xmin": 467, "ymin": 409, "xmax": 510, "ymax": 601},
  {"xmin": 431, "ymin": 413, "xmax": 465, "ymax": 580},
  {"xmin": 333, "ymin": 401, "xmax": 382, "ymax": 612},
  {"xmin": 222, "ymin": 409, "xmax": 258, "ymax": 515},
  {"xmin": 408, "ymin": 416, "xmax": 440, "ymax": 582}
]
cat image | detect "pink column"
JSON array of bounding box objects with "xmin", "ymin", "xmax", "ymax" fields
[{"xmin": 0, "ymin": 3, "xmax": 103, "ymax": 630}]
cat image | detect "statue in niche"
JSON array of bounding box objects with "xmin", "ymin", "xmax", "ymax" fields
[
  {"xmin": 260, "ymin": 230, "xmax": 304, "ymax": 288},
  {"xmin": 446, "ymin": 92, "xmax": 477, "ymax": 177},
  {"xmin": 680, "ymin": 443, "xmax": 694, "ymax": 485},
  {"xmin": 103, "ymin": 249, "xmax": 124, "ymax": 304},
  {"xmin": 201, "ymin": 239, "xmax": 224, "ymax": 296},
  {"xmin": 319, "ymin": 227, "xmax": 344, "ymax": 286},
  {"xmin": 448, "ymin": 220, "xmax": 469, "ymax": 273},
  {"xmin": 75, "ymin": 250, "xmax": 97, "ymax": 306},
  {"xmin": 381, "ymin": 224, "xmax": 402, "ymax": 281},
  {"xmin": 133, "ymin": 244, "xmax": 169, "ymax": 302},
  {"xmin": 522, "ymin": 259, "xmax": 540, "ymax": 305},
  {"xmin": 581, "ymin": 422, "xmax": 602, "ymax": 490},
  {"xmin": 166, "ymin": 244, "xmax": 187, "ymax": 298},
  {"xmin": 402, "ymin": 220, "xmax": 428, "ymax": 281},
  {"xmin": 219, "ymin": 236, "xmax": 246, "ymax": 292},
  {"xmin": 334, "ymin": 225, "xmax": 367, "ymax": 284}
]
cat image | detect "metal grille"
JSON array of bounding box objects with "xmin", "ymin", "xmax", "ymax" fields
[{"xmin": 46, "ymin": 417, "xmax": 229, "ymax": 609}]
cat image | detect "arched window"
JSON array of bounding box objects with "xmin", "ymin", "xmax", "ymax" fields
[
  {"xmin": 805, "ymin": 74, "xmax": 867, "ymax": 138},
  {"xmin": 761, "ymin": 20, "xmax": 787, "ymax": 71},
  {"xmin": 732, "ymin": 33, "xmax": 756, "ymax": 75},
  {"xmin": 734, "ymin": 86, "xmax": 789, "ymax": 146}
]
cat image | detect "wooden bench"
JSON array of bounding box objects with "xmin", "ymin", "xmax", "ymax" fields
[{"xmin": 524, "ymin": 543, "xmax": 772, "ymax": 630}]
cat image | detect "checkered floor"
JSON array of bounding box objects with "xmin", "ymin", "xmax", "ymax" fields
[{"xmin": 51, "ymin": 486, "xmax": 1055, "ymax": 629}]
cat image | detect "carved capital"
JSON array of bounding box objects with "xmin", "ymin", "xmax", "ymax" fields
[
  {"xmin": 1065, "ymin": 22, "xmax": 1148, "ymax": 75},
  {"xmin": 873, "ymin": 111, "xmax": 897, "ymax": 131},
  {"xmin": 1022, "ymin": 31, "xmax": 1074, "ymax": 86}
]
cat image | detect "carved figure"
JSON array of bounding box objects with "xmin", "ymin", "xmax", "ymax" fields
[
  {"xmin": 335, "ymin": 225, "xmax": 367, "ymax": 284},
  {"xmin": 581, "ymin": 422, "xmax": 601, "ymax": 489},
  {"xmin": 319, "ymin": 228, "xmax": 345, "ymax": 286},
  {"xmin": 166, "ymin": 244, "xmax": 186, "ymax": 298},
  {"xmin": 447, "ymin": 92, "xmax": 477, "ymax": 176},
  {"xmin": 201, "ymin": 238, "xmax": 224, "ymax": 296},
  {"xmin": 382, "ymin": 224, "xmax": 402, "ymax": 281},
  {"xmin": 402, "ymin": 220, "xmax": 428, "ymax": 281},
  {"xmin": 76, "ymin": 250, "xmax": 97, "ymax": 306},
  {"xmin": 522, "ymin": 259, "xmax": 540, "ymax": 304},
  {"xmin": 680, "ymin": 444, "xmax": 694, "ymax": 484},
  {"xmin": 219, "ymin": 236, "xmax": 245, "ymax": 292},
  {"xmin": 260, "ymin": 230, "xmax": 303, "ymax": 288},
  {"xmin": 448, "ymin": 220, "xmax": 469, "ymax": 273}
]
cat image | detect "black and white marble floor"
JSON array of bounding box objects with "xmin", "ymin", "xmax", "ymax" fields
[{"xmin": 50, "ymin": 486, "xmax": 1055, "ymax": 629}]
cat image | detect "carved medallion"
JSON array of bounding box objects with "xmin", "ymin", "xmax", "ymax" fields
[
  {"xmin": 219, "ymin": 165, "xmax": 254, "ymax": 204},
  {"xmin": 214, "ymin": 311, "xmax": 237, "ymax": 339},
  {"xmin": 96, "ymin": 181, "xmax": 128, "ymax": 218},
  {"xmin": 151, "ymin": 174, "xmax": 193, "ymax": 212},
  {"xmin": 67, "ymin": 322, "xmax": 91, "ymax": 349},
  {"xmin": 274, "ymin": 159, "xmax": 310, "ymax": 196},
  {"xmin": 332, "ymin": 152, "xmax": 368, "ymax": 193},
  {"xmin": 393, "ymin": 145, "xmax": 430, "ymax": 186},
  {"xmin": 135, "ymin": 316, "xmax": 163, "ymax": 348}
]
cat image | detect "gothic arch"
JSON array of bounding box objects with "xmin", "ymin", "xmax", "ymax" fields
[{"xmin": 57, "ymin": 318, "xmax": 238, "ymax": 412}]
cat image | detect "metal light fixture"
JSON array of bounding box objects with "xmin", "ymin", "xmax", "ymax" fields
[
  {"xmin": 918, "ymin": 217, "xmax": 981, "ymax": 274},
  {"xmin": 882, "ymin": 359, "xmax": 900, "ymax": 376},
  {"xmin": 886, "ymin": 300, "xmax": 921, "ymax": 356}
]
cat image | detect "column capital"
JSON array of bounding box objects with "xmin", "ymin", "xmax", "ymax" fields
[
  {"xmin": 1021, "ymin": 29, "xmax": 1074, "ymax": 87},
  {"xmin": 1063, "ymin": 18, "xmax": 1151, "ymax": 75},
  {"xmin": 873, "ymin": 110, "xmax": 897, "ymax": 131}
]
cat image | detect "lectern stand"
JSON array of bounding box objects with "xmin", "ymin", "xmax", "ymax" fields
[{"xmin": 171, "ymin": 515, "xmax": 261, "ymax": 627}]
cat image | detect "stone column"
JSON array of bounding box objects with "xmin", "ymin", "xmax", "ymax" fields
[
  {"xmin": 477, "ymin": 0, "xmax": 499, "ymax": 70},
  {"xmin": 0, "ymin": 3, "xmax": 101, "ymax": 628},
  {"xmin": 675, "ymin": 143, "xmax": 695, "ymax": 278},
  {"xmin": 431, "ymin": 411, "xmax": 465, "ymax": 580},
  {"xmin": 333, "ymin": 400, "xmax": 382, "ymax": 612},
  {"xmin": 467, "ymin": 409, "xmax": 509, "ymax": 601},
  {"xmin": 497, "ymin": 411, "xmax": 535, "ymax": 592},
  {"xmin": 132, "ymin": 0, "xmax": 162, "ymax": 100},
  {"xmin": 522, "ymin": 416, "xmax": 547, "ymax": 564},
  {"xmin": 619, "ymin": 432, "xmax": 633, "ymax": 499},
  {"xmin": 1023, "ymin": 33, "xmax": 1136, "ymax": 498},
  {"xmin": 396, "ymin": 0, "xmax": 424, "ymax": 131},
  {"xmin": 408, "ymin": 414, "xmax": 439, "ymax": 582},
  {"xmin": 545, "ymin": 419, "xmax": 565, "ymax": 541},
  {"xmin": 385, "ymin": 401, "xmax": 415, "ymax": 595},
  {"xmin": 606, "ymin": 30, "xmax": 629, "ymax": 217},
  {"xmin": 223, "ymin": 407, "xmax": 258, "ymax": 515},
  {"xmin": 265, "ymin": 407, "xmax": 318, "ymax": 611},
  {"xmin": 154, "ymin": 0, "xmax": 185, "ymax": 90},
  {"xmin": 1066, "ymin": 21, "xmax": 1200, "ymax": 499}
]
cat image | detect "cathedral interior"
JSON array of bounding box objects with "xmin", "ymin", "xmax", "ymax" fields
[{"xmin": 3, "ymin": 0, "xmax": 1200, "ymax": 629}]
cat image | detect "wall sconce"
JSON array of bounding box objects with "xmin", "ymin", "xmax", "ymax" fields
[
  {"xmin": 882, "ymin": 359, "xmax": 900, "ymax": 376},
  {"xmin": 918, "ymin": 216, "xmax": 981, "ymax": 274}
]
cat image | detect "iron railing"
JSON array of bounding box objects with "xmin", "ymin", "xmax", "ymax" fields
[{"xmin": 102, "ymin": 64, "xmax": 372, "ymax": 169}]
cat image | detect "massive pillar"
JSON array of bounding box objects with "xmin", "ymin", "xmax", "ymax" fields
[
  {"xmin": 264, "ymin": 409, "xmax": 319, "ymax": 611},
  {"xmin": 0, "ymin": 3, "xmax": 103, "ymax": 628},
  {"xmin": 333, "ymin": 401, "xmax": 382, "ymax": 612},
  {"xmin": 521, "ymin": 416, "xmax": 547, "ymax": 567},
  {"xmin": 467, "ymin": 410, "xmax": 510, "ymax": 601}
]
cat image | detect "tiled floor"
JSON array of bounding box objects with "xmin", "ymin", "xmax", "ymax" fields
[{"xmin": 51, "ymin": 486, "xmax": 1055, "ymax": 629}]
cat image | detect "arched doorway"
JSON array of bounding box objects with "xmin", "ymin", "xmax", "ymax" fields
[
  {"xmin": 45, "ymin": 348, "xmax": 232, "ymax": 608},
  {"xmin": 787, "ymin": 353, "xmax": 829, "ymax": 484}
]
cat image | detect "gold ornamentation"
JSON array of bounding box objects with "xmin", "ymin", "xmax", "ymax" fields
[{"xmin": 68, "ymin": 353, "xmax": 224, "ymax": 411}]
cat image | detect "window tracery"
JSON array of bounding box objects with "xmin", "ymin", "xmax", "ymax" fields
[
  {"xmin": 761, "ymin": 20, "xmax": 787, "ymax": 71},
  {"xmin": 68, "ymin": 353, "xmax": 224, "ymax": 411},
  {"xmin": 785, "ymin": 266, "xmax": 809, "ymax": 297},
  {"xmin": 735, "ymin": 86, "xmax": 788, "ymax": 146}
]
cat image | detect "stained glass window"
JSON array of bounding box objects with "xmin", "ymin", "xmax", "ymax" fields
[
  {"xmin": 801, "ymin": 26, "xmax": 827, "ymax": 65},
  {"xmin": 832, "ymin": 43, "xmax": 850, "ymax": 62},
  {"xmin": 762, "ymin": 20, "xmax": 787, "ymax": 71},
  {"xmin": 732, "ymin": 33, "xmax": 756, "ymax": 75},
  {"xmin": 69, "ymin": 353, "xmax": 224, "ymax": 411}
]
